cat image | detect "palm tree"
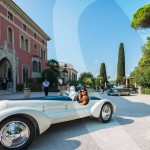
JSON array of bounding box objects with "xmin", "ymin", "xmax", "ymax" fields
[
  {"xmin": 46, "ymin": 59, "xmax": 60, "ymax": 72},
  {"xmin": 42, "ymin": 59, "xmax": 60, "ymax": 87}
]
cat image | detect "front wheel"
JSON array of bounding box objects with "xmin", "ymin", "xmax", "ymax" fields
[
  {"xmin": 98, "ymin": 103, "xmax": 112, "ymax": 123},
  {"xmin": 0, "ymin": 117, "xmax": 35, "ymax": 150}
]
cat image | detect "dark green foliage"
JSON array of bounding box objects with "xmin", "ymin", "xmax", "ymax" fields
[
  {"xmin": 100, "ymin": 63, "xmax": 108, "ymax": 84},
  {"xmin": 30, "ymin": 81, "xmax": 42, "ymax": 92},
  {"xmin": 69, "ymin": 80, "xmax": 79, "ymax": 87},
  {"xmin": 78, "ymin": 72, "xmax": 94, "ymax": 81},
  {"xmin": 130, "ymin": 6, "xmax": 150, "ymax": 93},
  {"xmin": 42, "ymin": 59, "xmax": 60, "ymax": 87},
  {"xmin": 130, "ymin": 38, "xmax": 150, "ymax": 89},
  {"xmin": 78, "ymin": 72, "xmax": 94, "ymax": 87},
  {"xmin": 116, "ymin": 43, "xmax": 125, "ymax": 84},
  {"xmin": 16, "ymin": 84, "xmax": 24, "ymax": 91},
  {"xmin": 48, "ymin": 87, "xmax": 59, "ymax": 92},
  {"xmin": 131, "ymin": 4, "xmax": 150, "ymax": 30},
  {"xmin": 141, "ymin": 87, "xmax": 150, "ymax": 94}
]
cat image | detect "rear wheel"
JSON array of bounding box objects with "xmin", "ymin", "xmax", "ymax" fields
[
  {"xmin": 0, "ymin": 117, "xmax": 35, "ymax": 150},
  {"xmin": 99, "ymin": 103, "xmax": 112, "ymax": 123}
]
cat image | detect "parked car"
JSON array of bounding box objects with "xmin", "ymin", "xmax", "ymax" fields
[
  {"xmin": 107, "ymin": 86, "xmax": 130, "ymax": 96},
  {"xmin": 0, "ymin": 92, "xmax": 116, "ymax": 150}
]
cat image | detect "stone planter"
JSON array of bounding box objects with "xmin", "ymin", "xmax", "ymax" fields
[{"xmin": 23, "ymin": 88, "xmax": 31, "ymax": 98}]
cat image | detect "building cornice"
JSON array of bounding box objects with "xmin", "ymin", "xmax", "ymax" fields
[{"xmin": 4, "ymin": 0, "xmax": 51, "ymax": 41}]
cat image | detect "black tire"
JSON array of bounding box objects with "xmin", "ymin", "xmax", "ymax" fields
[
  {"xmin": 0, "ymin": 116, "xmax": 36, "ymax": 150},
  {"xmin": 99, "ymin": 103, "xmax": 112, "ymax": 123}
]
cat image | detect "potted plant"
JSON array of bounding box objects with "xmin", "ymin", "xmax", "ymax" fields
[{"xmin": 23, "ymin": 78, "xmax": 32, "ymax": 98}]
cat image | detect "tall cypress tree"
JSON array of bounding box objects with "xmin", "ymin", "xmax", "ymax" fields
[
  {"xmin": 100, "ymin": 63, "xmax": 108, "ymax": 85},
  {"xmin": 116, "ymin": 43, "xmax": 125, "ymax": 84}
]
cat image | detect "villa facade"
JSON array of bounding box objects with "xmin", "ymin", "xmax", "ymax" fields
[
  {"xmin": 59, "ymin": 62, "xmax": 78, "ymax": 85},
  {"xmin": 0, "ymin": 0, "xmax": 50, "ymax": 92}
]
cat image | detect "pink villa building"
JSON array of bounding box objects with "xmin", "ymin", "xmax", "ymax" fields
[{"xmin": 0, "ymin": 0, "xmax": 50, "ymax": 92}]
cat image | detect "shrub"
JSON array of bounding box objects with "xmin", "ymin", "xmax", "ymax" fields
[
  {"xmin": 16, "ymin": 84, "xmax": 24, "ymax": 91},
  {"xmin": 141, "ymin": 87, "xmax": 150, "ymax": 94},
  {"xmin": 30, "ymin": 82, "xmax": 42, "ymax": 92},
  {"xmin": 49, "ymin": 87, "xmax": 59, "ymax": 92}
]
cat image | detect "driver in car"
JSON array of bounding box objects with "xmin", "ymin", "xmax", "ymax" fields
[{"xmin": 68, "ymin": 86, "xmax": 77, "ymax": 100}]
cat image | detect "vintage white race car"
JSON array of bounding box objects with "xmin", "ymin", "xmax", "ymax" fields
[{"xmin": 0, "ymin": 92, "xmax": 116, "ymax": 150}]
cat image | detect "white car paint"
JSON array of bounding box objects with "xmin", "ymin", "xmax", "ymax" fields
[
  {"xmin": 0, "ymin": 95, "xmax": 116, "ymax": 149},
  {"xmin": 0, "ymin": 97, "xmax": 116, "ymax": 133}
]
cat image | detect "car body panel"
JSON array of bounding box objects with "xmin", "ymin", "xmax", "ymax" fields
[
  {"xmin": 0, "ymin": 95, "xmax": 116, "ymax": 134},
  {"xmin": 0, "ymin": 106, "xmax": 51, "ymax": 134},
  {"xmin": 91, "ymin": 99, "xmax": 116, "ymax": 117}
]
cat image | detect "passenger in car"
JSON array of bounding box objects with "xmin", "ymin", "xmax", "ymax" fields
[{"xmin": 77, "ymin": 87, "xmax": 89, "ymax": 105}]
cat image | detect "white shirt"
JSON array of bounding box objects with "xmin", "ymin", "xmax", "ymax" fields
[
  {"xmin": 43, "ymin": 81, "xmax": 50, "ymax": 87},
  {"xmin": 69, "ymin": 91, "xmax": 77, "ymax": 100}
]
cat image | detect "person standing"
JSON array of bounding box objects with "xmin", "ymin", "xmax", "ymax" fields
[
  {"xmin": 43, "ymin": 78, "xmax": 50, "ymax": 97},
  {"xmin": 3, "ymin": 77, "xmax": 8, "ymax": 90},
  {"xmin": 101, "ymin": 84, "xmax": 104, "ymax": 94}
]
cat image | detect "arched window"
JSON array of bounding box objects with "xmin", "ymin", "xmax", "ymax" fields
[
  {"xmin": 32, "ymin": 61, "xmax": 38, "ymax": 72},
  {"xmin": 21, "ymin": 36, "xmax": 24, "ymax": 49},
  {"xmin": 8, "ymin": 27, "xmax": 13, "ymax": 44},
  {"xmin": 25, "ymin": 39, "xmax": 28, "ymax": 51},
  {"xmin": 38, "ymin": 62, "xmax": 41, "ymax": 72}
]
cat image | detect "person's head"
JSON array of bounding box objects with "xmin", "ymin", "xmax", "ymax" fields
[
  {"xmin": 80, "ymin": 87, "xmax": 88, "ymax": 96},
  {"xmin": 70, "ymin": 86, "xmax": 75, "ymax": 92}
]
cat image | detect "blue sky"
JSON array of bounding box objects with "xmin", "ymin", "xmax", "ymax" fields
[{"xmin": 13, "ymin": 0, "xmax": 150, "ymax": 80}]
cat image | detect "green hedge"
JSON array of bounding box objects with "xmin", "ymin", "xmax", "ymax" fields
[
  {"xmin": 30, "ymin": 82, "xmax": 42, "ymax": 92},
  {"xmin": 16, "ymin": 84, "xmax": 24, "ymax": 91},
  {"xmin": 17, "ymin": 82, "xmax": 59, "ymax": 92},
  {"xmin": 141, "ymin": 87, "xmax": 150, "ymax": 94},
  {"xmin": 48, "ymin": 87, "xmax": 59, "ymax": 92}
]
